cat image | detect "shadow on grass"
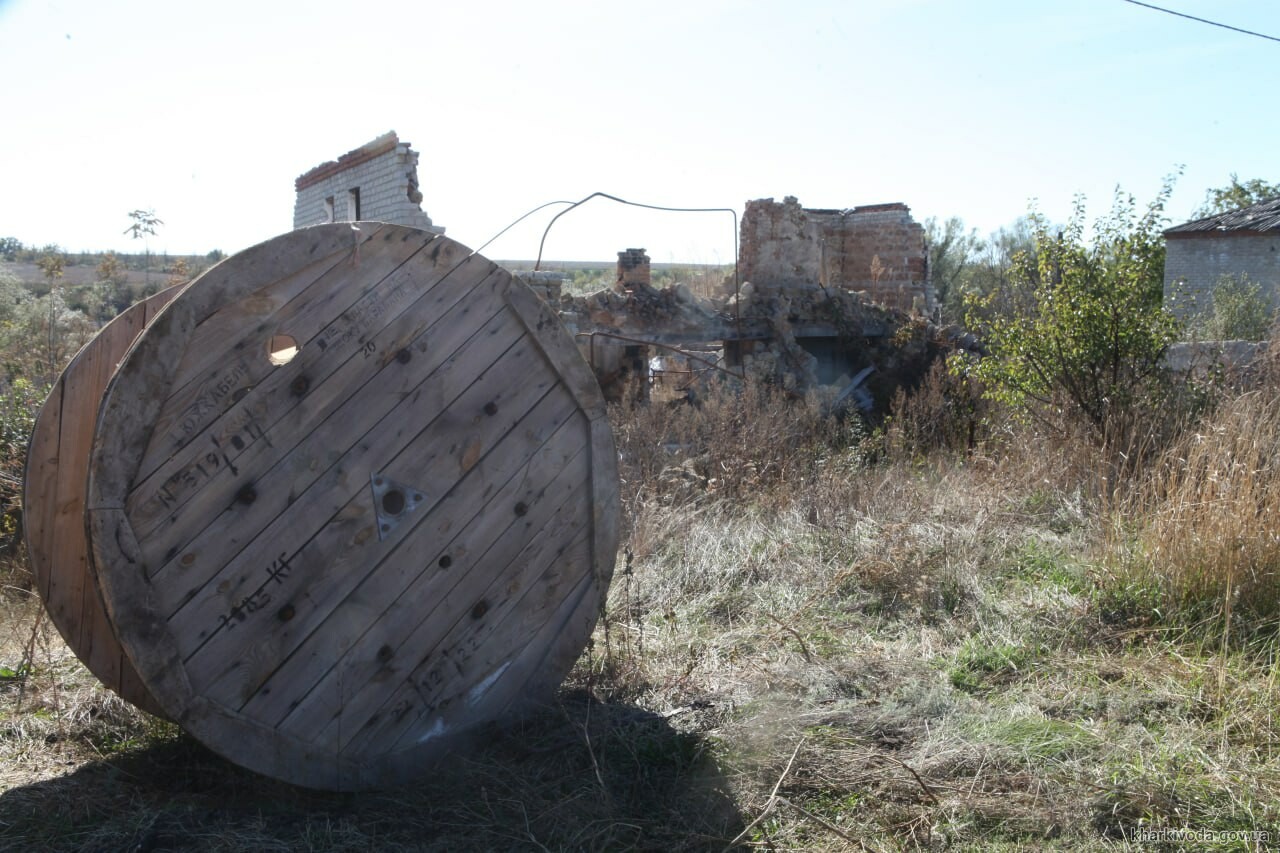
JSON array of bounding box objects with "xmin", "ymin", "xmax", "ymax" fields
[{"xmin": 0, "ymin": 690, "xmax": 744, "ymax": 852}]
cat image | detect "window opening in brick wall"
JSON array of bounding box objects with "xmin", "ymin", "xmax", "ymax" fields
[
  {"xmin": 347, "ymin": 188, "xmax": 361, "ymax": 221},
  {"xmin": 323, "ymin": 196, "xmax": 334, "ymax": 223}
]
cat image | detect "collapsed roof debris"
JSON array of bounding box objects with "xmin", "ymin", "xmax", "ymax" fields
[{"xmin": 516, "ymin": 195, "xmax": 951, "ymax": 412}]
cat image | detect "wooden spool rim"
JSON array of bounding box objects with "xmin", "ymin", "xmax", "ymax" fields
[
  {"xmin": 85, "ymin": 225, "xmax": 619, "ymax": 789},
  {"xmin": 24, "ymin": 285, "xmax": 184, "ymax": 717}
]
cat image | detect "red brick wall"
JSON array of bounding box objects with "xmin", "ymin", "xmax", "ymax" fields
[{"xmin": 740, "ymin": 197, "xmax": 931, "ymax": 313}]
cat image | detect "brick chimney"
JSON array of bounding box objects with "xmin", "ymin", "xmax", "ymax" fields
[{"xmin": 616, "ymin": 248, "xmax": 651, "ymax": 292}]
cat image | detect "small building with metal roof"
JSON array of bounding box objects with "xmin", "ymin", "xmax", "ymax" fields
[{"xmin": 1163, "ymin": 195, "xmax": 1280, "ymax": 324}]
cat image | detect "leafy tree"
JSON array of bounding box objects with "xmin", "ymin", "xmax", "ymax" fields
[
  {"xmin": 0, "ymin": 264, "xmax": 91, "ymax": 383},
  {"xmin": 0, "ymin": 269, "xmax": 27, "ymax": 318},
  {"xmin": 0, "ymin": 238, "xmax": 20, "ymax": 262},
  {"xmin": 12, "ymin": 288, "xmax": 94, "ymax": 388},
  {"xmin": 123, "ymin": 208, "xmax": 163, "ymax": 241},
  {"xmin": 124, "ymin": 208, "xmax": 163, "ymax": 289},
  {"xmin": 93, "ymin": 251, "xmax": 134, "ymax": 317},
  {"xmin": 927, "ymin": 216, "xmax": 1039, "ymax": 329},
  {"xmin": 0, "ymin": 266, "xmax": 90, "ymax": 530},
  {"xmin": 1199, "ymin": 274, "xmax": 1274, "ymax": 342},
  {"xmin": 924, "ymin": 216, "xmax": 982, "ymax": 324},
  {"xmin": 37, "ymin": 246, "xmax": 67, "ymax": 386},
  {"xmin": 565, "ymin": 267, "xmax": 611, "ymax": 296},
  {"xmin": 167, "ymin": 257, "xmax": 191, "ymax": 288},
  {"xmin": 35, "ymin": 245, "xmax": 64, "ymax": 285},
  {"xmin": 964, "ymin": 217, "xmax": 1038, "ymax": 305},
  {"xmin": 0, "ymin": 268, "xmax": 31, "ymax": 365},
  {"xmin": 96, "ymin": 251, "xmax": 127, "ymax": 286},
  {"xmin": 1194, "ymin": 174, "xmax": 1280, "ymax": 218},
  {"xmin": 962, "ymin": 183, "xmax": 1180, "ymax": 451}
]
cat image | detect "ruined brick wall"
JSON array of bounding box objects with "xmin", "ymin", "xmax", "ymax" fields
[
  {"xmin": 293, "ymin": 131, "xmax": 443, "ymax": 233},
  {"xmin": 739, "ymin": 196, "xmax": 931, "ymax": 313},
  {"xmin": 1163, "ymin": 232, "xmax": 1280, "ymax": 321}
]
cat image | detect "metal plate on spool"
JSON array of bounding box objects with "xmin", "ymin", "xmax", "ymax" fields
[{"xmin": 85, "ymin": 224, "xmax": 619, "ymax": 789}]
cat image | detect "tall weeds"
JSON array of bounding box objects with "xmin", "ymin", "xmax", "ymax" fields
[
  {"xmin": 1132, "ymin": 386, "xmax": 1280, "ymax": 637},
  {"xmin": 611, "ymin": 344, "xmax": 1280, "ymax": 646},
  {"xmin": 609, "ymin": 378, "xmax": 846, "ymax": 512}
]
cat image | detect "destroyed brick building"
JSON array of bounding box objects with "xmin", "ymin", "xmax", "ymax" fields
[
  {"xmin": 724, "ymin": 196, "xmax": 933, "ymax": 394},
  {"xmin": 550, "ymin": 195, "xmax": 938, "ymax": 407},
  {"xmin": 291, "ymin": 136, "xmax": 937, "ymax": 408},
  {"xmin": 739, "ymin": 196, "xmax": 932, "ymax": 314},
  {"xmin": 293, "ymin": 132, "xmax": 443, "ymax": 234}
]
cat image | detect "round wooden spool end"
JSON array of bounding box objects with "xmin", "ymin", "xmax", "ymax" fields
[
  {"xmin": 86, "ymin": 224, "xmax": 619, "ymax": 789},
  {"xmin": 25, "ymin": 285, "xmax": 183, "ymax": 717}
]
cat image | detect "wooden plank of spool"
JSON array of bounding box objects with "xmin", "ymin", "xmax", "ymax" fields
[
  {"xmin": 85, "ymin": 224, "xmax": 619, "ymax": 790},
  {"xmin": 24, "ymin": 284, "xmax": 184, "ymax": 716}
]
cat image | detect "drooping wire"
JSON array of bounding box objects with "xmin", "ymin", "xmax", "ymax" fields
[
  {"xmin": 531, "ymin": 191, "xmax": 742, "ymax": 361},
  {"xmin": 471, "ymin": 199, "xmax": 576, "ymax": 256},
  {"xmin": 530, "ymin": 192, "xmax": 736, "ymax": 277},
  {"xmin": 476, "ymin": 191, "xmax": 744, "ymax": 356},
  {"xmin": 1119, "ymin": 0, "xmax": 1280, "ymax": 44}
]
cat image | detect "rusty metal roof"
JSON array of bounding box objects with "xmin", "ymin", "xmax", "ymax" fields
[{"xmin": 1165, "ymin": 195, "xmax": 1280, "ymax": 235}]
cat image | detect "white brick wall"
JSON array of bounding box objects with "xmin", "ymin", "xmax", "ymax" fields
[
  {"xmin": 1163, "ymin": 233, "xmax": 1280, "ymax": 320},
  {"xmin": 293, "ymin": 141, "xmax": 443, "ymax": 234}
]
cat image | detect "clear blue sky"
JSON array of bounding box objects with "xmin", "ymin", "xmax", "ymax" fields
[{"xmin": 1, "ymin": 0, "xmax": 1276, "ymax": 263}]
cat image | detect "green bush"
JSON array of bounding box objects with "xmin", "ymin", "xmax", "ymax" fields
[
  {"xmin": 962, "ymin": 183, "xmax": 1181, "ymax": 456},
  {"xmin": 1201, "ymin": 274, "xmax": 1274, "ymax": 342}
]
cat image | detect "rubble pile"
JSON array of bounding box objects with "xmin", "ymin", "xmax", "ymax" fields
[
  {"xmin": 510, "ymin": 192, "xmax": 954, "ymax": 410},
  {"xmin": 728, "ymin": 280, "xmax": 901, "ymax": 391},
  {"xmin": 556, "ymin": 279, "xmax": 729, "ymax": 341}
]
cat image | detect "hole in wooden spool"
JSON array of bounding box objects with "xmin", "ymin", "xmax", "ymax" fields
[
  {"xmin": 277, "ymin": 604, "xmax": 295, "ymax": 622},
  {"xmin": 438, "ymin": 555, "xmax": 452, "ymax": 569},
  {"xmin": 483, "ymin": 401, "xmax": 498, "ymax": 416},
  {"xmin": 471, "ymin": 600, "xmax": 489, "ymax": 619},
  {"xmin": 267, "ymin": 334, "xmax": 299, "ymax": 366},
  {"xmin": 381, "ymin": 489, "xmax": 406, "ymax": 516}
]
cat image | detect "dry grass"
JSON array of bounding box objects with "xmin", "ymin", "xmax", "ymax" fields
[
  {"xmin": 1128, "ymin": 386, "xmax": 1280, "ymax": 638},
  {"xmin": 591, "ymin": 458, "xmax": 1280, "ymax": 848},
  {"xmin": 611, "ymin": 378, "xmax": 843, "ymax": 510},
  {"xmin": 2, "ymin": 373, "xmax": 1280, "ymax": 849},
  {"xmin": 0, "ymin": 603, "xmax": 742, "ymax": 852}
]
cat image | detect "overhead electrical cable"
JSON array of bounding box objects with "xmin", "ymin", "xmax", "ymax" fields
[
  {"xmin": 1119, "ymin": 0, "xmax": 1280, "ymax": 44},
  {"xmin": 476, "ymin": 191, "xmax": 747, "ymax": 377}
]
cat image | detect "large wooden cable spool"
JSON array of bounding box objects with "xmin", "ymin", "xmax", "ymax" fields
[
  {"xmin": 85, "ymin": 224, "xmax": 619, "ymax": 789},
  {"xmin": 24, "ymin": 285, "xmax": 183, "ymax": 717}
]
